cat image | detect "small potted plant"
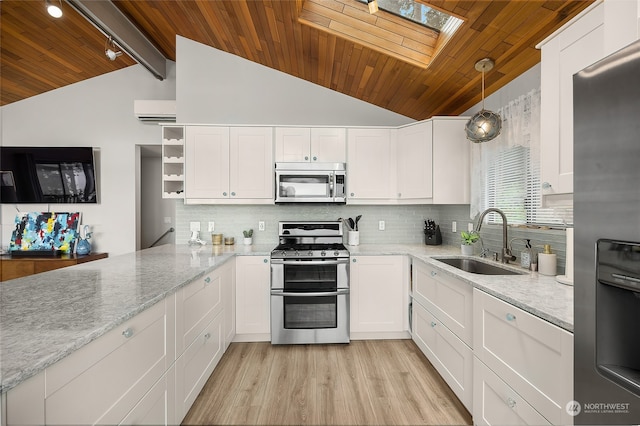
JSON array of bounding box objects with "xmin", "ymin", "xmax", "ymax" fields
[
  {"xmin": 460, "ymin": 231, "xmax": 479, "ymax": 255},
  {"xmin": 243, "ymin": 229, "xmax": 253, "ymax": 245}
]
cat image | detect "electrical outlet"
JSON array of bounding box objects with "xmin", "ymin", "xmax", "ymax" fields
[
  {"xmin": 259, "ymin": 221, "xmax": 265, "ymax": 231},
  {"xmin": 378, "ymin": 220, "xmax": 385, "ymax": 231},
  {"xmin": 452, "ymin": 221, "xmax": 457, "ymax": 233},
  {"xmin": 190, "ymin": 222, "xmax": 200, "ymax": 232},
  {"xmin": 208, "ymin": 221, "xmax": 215, "ymax": 232},
  {"xmin": 468, "ymin": 222, "xmax": 474, "ymax": 232}
]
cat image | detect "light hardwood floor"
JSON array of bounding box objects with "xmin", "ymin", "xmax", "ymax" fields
[{"xmin": 182, "ymin": 340, "xmax": 472, "ymax": 425}]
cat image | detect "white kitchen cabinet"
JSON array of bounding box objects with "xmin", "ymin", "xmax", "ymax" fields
[
  {"xmin": 175, "ymin": 268, "xmax": 224, "ymax": 356},
  {"xmin": 412, "ymin": 259, "xmax": 473, "ymax": 346},
  {"xmin": 161, "ymin": 125, "xmax": 185, "ymax": 199},
  {"xmin": 185, "ymin": 126, "xmax": 273, "ymax": 204},
  {"xmin": 411, "ymin": 259, "xmax": 473, "ymax": 410},
  {"xmin": 473, "ymin": 357, "xmax": 551, "ymax": 426},
  {"xmin": 473, "ymin": 289, "xmax": 573, "ymax": 426},
  {"xmin": 44, "ymin": 300, "xmax": 169, "ymax": 425},
  {"xmin": 603, "ymin": 0, "xmax": 640, "ymax": 57},
  {"xmin": 120, "ymin": 366, "xmax": 176, "ymax": 426},
  {"xmin": 5, "ymin": 372, "xmax": 45, "ymax": 425},
  {"xmin": 347, "ymin": 128, "xmax": 396, "ymax": 202},
  {"xmin": 431, "ymin": 117, "xmax": 470, "ymax": 204},
  {"xmin": 185, "ymin": 126, "xmax": 230, "ymax": 200},
  {"xmin": 538, "ymin": 2, "xmax": 604, "ymax": 199},
  {"xmin": 396, "ymin": 121, "xmax": 433, "ymax": 201},
  {"xmin": 275, "ymin": 127, "xmax": 346, "ymax": 163},
  {"xmin": 349, "ymin": 256, "xmax": 408, "ymax": 336},
  {"xmin": 175, "ymin": 310, "xmax": 224, "ymax": 421},
  {"xmin": 412, "ymin": 300, "xmax": 473, "ymax": 411},
  {"xmin": 220, "ymin": 258, "xmax": 236, "ymax": 349},
  {"xmin": 235, "ymin": 256, "xmax": 271, "ymax": 340}
]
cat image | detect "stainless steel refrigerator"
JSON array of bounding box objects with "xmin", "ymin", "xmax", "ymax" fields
[{"xmin": 574, "ymin": 38, "xmax": 640, "ymax": 424}]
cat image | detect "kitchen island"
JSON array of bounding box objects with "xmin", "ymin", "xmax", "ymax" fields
[{"xmin": 1, "ymin": 243, "xmax": 573, "ymax": 425}]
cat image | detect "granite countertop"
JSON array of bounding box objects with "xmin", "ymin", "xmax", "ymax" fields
[{"xmin": 0, "ymin": 242, "xmax": 573, "ymax": 396}]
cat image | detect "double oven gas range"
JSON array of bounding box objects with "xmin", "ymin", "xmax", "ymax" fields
[{"xmin": 270, "ymin": 221, "xmax": 350, "ymax": 345}]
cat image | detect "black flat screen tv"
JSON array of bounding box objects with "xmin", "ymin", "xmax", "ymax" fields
[{"xmin": 0, "ymin": 147, "xmax": 97, "ymax": 204}]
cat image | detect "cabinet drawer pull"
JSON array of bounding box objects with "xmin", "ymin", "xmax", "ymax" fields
[
  {"xmin": 542, "ymin": 182, "xmax": 552, "ymax": 190},
  {"xmin": 352, "ymin": 258, "xmax": 357, "ymax": 263},
  {"xmin": 312, "ymin": 156, "xmax": 317, "ymax": 161},
  {"xmin": 506, "ymin": 313, "xmax": 516, "ymax": 322},
  {"xmin": 204, "ymin": 276, "xmax": 211, "ymax": 284},
  {"xmin": 506, "ymin": 397, "xmax": 517, "ymax": 409},
  {"xmin": 350, "ymin": 192, "xmax": 355, "ymax": 197},
  {"xmin": 223, "ymin": 192, "xmax": 227, "ymax": 196},
  {"xmin": 430, "ymin": 321, "xmax": 437, "ymax": 328},
  {"xmin": 305, "ymin": 156, "xmax": 309, "ymax": 161},
  {"xmin": 231, "ymin": 191, "xmax": 236, "ymax": 196},
  {"xmin": 204, "ymin": 332, "xmax": 211, "ymax": 340},
  {"xmin": 263, "ymin": 258, "xmax": 268, "ymax": 263},
  {"xmin": 122, "ymin": 328, "xmax": 134, "ymax": 338},
  {"xmin": 430, "ymin": 270, "xmax": 437, "ymax": 277}
]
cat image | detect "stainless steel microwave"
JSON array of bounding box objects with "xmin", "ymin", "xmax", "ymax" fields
[{"xmin": 275, "ymin": 163, "xmax": 346, "ymax": 203}]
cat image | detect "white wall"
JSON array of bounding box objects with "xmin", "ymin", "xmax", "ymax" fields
[
  {"xmin": 1, "ymin": 63, "xmax": 177, "ymax": 255},
  {"xmin": 176, "ymin": 36, "xmax": 413, "ymax": 126}
]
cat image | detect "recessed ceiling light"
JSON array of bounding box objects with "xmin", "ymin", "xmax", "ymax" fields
[{"xmin": 46, "ymin": 0, "xmax": 63, "ymax": 18}]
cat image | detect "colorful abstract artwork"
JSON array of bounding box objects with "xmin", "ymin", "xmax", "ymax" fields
[{"xmin": 10, "ymin": 212, "xmax": 81, "ymax": 253}]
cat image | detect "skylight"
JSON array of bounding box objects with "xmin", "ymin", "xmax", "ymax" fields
[{"xmin": 360, "ymin": 0, "xmax": 456, "ymax": 32}]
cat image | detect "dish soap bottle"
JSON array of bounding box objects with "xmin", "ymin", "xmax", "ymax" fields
[{"xmin": 538, "ymin": 244, "xmax": 557, "ymax": 276}]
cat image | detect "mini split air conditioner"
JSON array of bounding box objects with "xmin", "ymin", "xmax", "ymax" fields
[{"xmin": 134, "ymin": 100, "xmax": 176, "ymax": 123}]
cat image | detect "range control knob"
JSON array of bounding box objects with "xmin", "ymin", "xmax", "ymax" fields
[
  {"xmin": 321, "ymin": 251, "xmax": 327, "ymax": 257},
  {"xmin": 307, "ymin": 251, "xmax": 313, "ymax": 256},
  {"xmin": 334, "ymin": 251, "xmax": 340, "ymax": 256}
]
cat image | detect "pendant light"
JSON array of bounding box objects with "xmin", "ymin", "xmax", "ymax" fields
[{"xmin": 465, "ymin": 58, "xmax": 502, "ymax": 143}]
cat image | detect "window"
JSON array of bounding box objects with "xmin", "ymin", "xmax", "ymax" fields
[
  {"xmin": 471, "ymin": 89, "xmax": 573, "ymax": 227},
  {"xmin": 359, "ymin": 0, "xmax": 458, "ymax": 32}
]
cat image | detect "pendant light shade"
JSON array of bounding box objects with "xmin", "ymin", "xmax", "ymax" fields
[{"xmin": 465, "ymin": 58, "xmax": 502, "ymax": 143}]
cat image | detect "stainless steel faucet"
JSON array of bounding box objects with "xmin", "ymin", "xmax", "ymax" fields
[{"xmin": 474, "ymin": 208, "xmax": 517, "ymax": 264}]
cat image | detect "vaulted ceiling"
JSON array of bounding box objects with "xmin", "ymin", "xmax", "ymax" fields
[{"xmin": 1, "ymin": 0, "xmax": 593, "ymax": 119}]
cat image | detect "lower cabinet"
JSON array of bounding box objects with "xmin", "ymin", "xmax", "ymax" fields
[
  {"xmin": 175, "ymin": 311, "xmax": 224, "ymax": 421},
  {"xmin": 473, "ymin": 357, "xmax": 551, "ymax": 426},
  {"xmin": 120, "ymin": 366, "xmax": 176, "ymax": 425},
  {"xmin": 473, "ymin": 289, "xmax": 573, "ymax": 426},
  {"xmin": 349, "ymin": 255, "xmax": 409, "ymax": 336},
  {"xmin": 412, "ymin": 300, "xmax": 473, "ymax": 411},
  {"xmin": 235, "ymin": 255, "xmax": 271, "ymax": 339}
]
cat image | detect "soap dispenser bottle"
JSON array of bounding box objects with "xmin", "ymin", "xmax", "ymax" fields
[{"xmin": 538, "ymin": 244, "xmax": 557, "ymax": 276}]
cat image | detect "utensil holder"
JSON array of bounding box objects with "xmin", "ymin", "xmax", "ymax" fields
[{"xmin": 348, "ymin": 231, "xmax": 360, "ymax": 246}]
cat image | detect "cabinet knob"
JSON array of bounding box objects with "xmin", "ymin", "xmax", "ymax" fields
[
  {"xmin": 263, "ymin": 258, "xmax": 268, "ymax": 263},
  {"xmin": 506, "ymin": 313, "xmax": 516, "ymax": 322},
  {"xmin": 223, "ymin": 192, "xmax": 227, "ymax": 196},
  {"xmin": 122, "ymin": 328, "xmax": 134, "ymax": 338},
  {"xmin": 352, "ymin": 258, "xmax": 357, "ymax": 263},
  {"xmin": 312, "ymin": 156, "xmax": 317, "ymax": 161},
  {"xmin": 305, "ymin": 156, "xmax": 309, "ymax": 161},
  {"xmin": 204, "ymin": 276, "xmax": 211, "ymax": 284},
  {"xmin": 506, "ymin": 397, "xmax": 517, "ymax": 409},
  {"xmin": 430, "ymin": 322, "xmax": 437, "ymax": 328},
  {"xmin": 430, "ymin": 271, "xmax": 437, "ymax": 277},
  {"xmin": 350, "ymin": 193, "xmax": 355, "ymax": 197},
  {"xmin": 231, "ymin": 192, "xmax": 236, "ymax": 196},
  {"xmin": 542, "ymin": 182, "xmax": 552, "ymax": 190},
  {"xmin": 204, "ymin": 332, "xmax": 211, "ymax": 340},
  {"xmin": 398, "ymin": 193, "xmax": 402, "ymax": 197}
]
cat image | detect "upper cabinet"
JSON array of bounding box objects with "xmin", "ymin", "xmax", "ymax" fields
[
  {"xmin": 347, "ymin": 128, "xmax": 397, "ymax": 202},
  {"xmin": 431, "ymin": 117, "xmax": 470, "ymax": 204},
  {"xmin": 397, "ymin": 122, "xmax": 433, "ymax": 201},
  {"xmin": 185, "ymin": 126, "xmax": 273, "ymax": 204},
  {"xmin": 538, "ymin": 2, "xmax": 604, "ymax": 199},
  {"xmin": 275, "ymin": 127, "xmax": 346, "ymax": 163}
]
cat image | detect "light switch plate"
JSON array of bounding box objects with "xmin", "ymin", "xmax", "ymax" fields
[
  {"xmin": 378, "ymin": 220, "xmax": 385, "ymax": 231},
  {"xmin": 452, "ymin": 221, "xmax": 457, "ymax": 233},
  {"xmin": 468, "ymin": 222, "xmax": 474, "ymax": 232},
  {"xmin": 259, "ymin": 221, "xmax": 265, "ymax": 231},
  {"xmin": 208, "ymin": 222, "xmax": 215, "ymax": 232},
  {"xmin": 190, "ymin": 222, "xmax": 200, "ymax": 232}
]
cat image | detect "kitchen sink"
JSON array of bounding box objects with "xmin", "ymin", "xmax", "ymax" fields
[{"xmin": 433, "ymin": 257, "xmax": 525, "ymax": 275}]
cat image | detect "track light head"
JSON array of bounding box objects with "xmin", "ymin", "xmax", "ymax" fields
[
  {"xmin": 104, "ymin": 37, "xmax": 123, "ymax": 61},
  {"xmin": 46, "ymin": 0, "xmax": 63, "ymax": 18}
]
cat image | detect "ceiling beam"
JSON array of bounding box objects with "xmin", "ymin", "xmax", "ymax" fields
[{"xmin": 66, "ymin": 0, "xmax": 167, "ymax": 80}]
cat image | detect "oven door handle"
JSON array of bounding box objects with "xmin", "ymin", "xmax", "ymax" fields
[
  {"xmin": 270, "ymin": 289, "xmax": 349, "ymax": 297},
  {"xmin": 270, "ymin": 259, "xmax": 349, "ymax": 265}
]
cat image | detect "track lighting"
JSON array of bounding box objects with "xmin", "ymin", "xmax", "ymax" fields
[
  {"xmin": 105, "ymin": 36, "xmax": 123, "ymax": 61},
  {"xmin": 46, "ymin": 0, "xmax": 63, "ymax": 18},
  {"xmin": 367, "ymin": 0, "xmax": 378, "ymax": 14},
  {"xmin": 465, "ymin": 58, "xmax": 502, "ymax": 143}
]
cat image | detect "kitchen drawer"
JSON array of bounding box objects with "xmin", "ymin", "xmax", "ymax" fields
[
  {"xmin": 119, "ymin": 365, "xmax": 176, "ymax": 425},
  {"xmin": 473, "ymin": 289, "xmax": 573, "ymax": 425},
  {"xmin": 176, "ymin": 269, "xmax": 223, "ymax": 355},
  {"xmin": 413, "ymin": 260, "xmax": 473, "ymax": 346},
  {"xmin": 412, "ymin": 300, "xmax": 473, "ymax": 411},
  {"xmin": 176, "ymin": 310, "xmax": 224, "ymax": 422},
  {"xmin": 45, "ymin": 300, "xmax": 168, "ymax": 424},
  {"xmin": 473, "ymin": 356, "xmax": 551, "ymax": 426}
]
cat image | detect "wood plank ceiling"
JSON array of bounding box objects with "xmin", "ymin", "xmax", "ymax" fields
[{"xmin": 1, "ymin": 0, "xmax": 593, "ymax": 120}]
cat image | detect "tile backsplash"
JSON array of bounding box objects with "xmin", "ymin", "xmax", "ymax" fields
[{"xmin": 176, "ymin": 203, "xmax": 568, "ymax": 274}]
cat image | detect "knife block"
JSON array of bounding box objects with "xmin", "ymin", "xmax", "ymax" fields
[{"xmin": 424, "ymin": 225, "xmax": 442, "ymax": 245}]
